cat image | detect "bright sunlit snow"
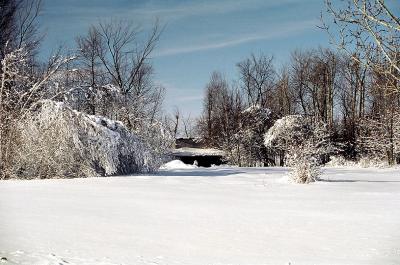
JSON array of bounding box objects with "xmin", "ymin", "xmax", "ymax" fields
[{"xmin": 1, "ymin": 166, "xmax": 400, "ymax": 265}]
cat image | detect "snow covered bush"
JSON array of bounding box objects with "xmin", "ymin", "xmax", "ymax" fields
[
  {"xmin": 132, "ymin": 118, "xmax": 174, "ymax": 162},
  {"xmin": 358, "ymin": 156, "xmax": 390, "ymax": 168},
  {"xmin": 0, "ymin": 46, "xmax": 74, "ymax": 179},
  {"xmin": 326, "ymin": 155, "xmax": 355, "ymax": 167},
  {"xmin": 224, "ymin": 105, "xmax": 274, "ymax": 166},
  {"xmin": 10, "ymin": 100, "xmax": 161, "ymax": 179},
  {"xmin": 265, "ymin": 115, "xmax": 333, "ymax": 183},
  {"xmin": 288, "ymin": 156, "xmax": 321, "ymax": 184},
  {"xmin": 326, "ymin": 155, "xmax": 391, "ymax": 168},
  {"xmin": 357, "ymin": 112, "xmax": 400, "ymax": 165},
  {"xmin": 64, "ymin": 83, "xmax": 173, "ymax": 161},
  {"xmin": 239, "ymin": 105, "xmax": 273, "ymax": 166},
  {"xmin": 326, "ymin": 155, "xmax": 347, "ymax": 167}
]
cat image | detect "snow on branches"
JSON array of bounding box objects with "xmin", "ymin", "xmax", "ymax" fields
[
  {"xmin": 265, "ymin": 115, "xmax": 333, "ymax": 183},
  {"xmin": 11, "ymin": 100, "xmax": 162, "ymax": 179},
  {"xmin": 357, "ymin": 110, "xmax": 400, "ymax": 165},
  {"xmin": 0, "ymin": 46, "xmax": 75, "ymax": 179}
]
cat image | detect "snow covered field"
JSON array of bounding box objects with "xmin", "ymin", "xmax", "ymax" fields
[{"xmin": 1, "ymin": 166, "xmax": 400, "ymax": 265}]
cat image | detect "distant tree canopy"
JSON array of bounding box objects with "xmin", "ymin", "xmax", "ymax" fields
[
  {"xmin": 195, "ymin": 1, "xmax": 399, "ymax": 167},
  {"xmin": 197, "ymin": 48, "xmax": 400, "ymax": 166}
]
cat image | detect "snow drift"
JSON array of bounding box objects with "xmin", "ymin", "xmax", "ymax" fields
[
  {"xmin": 160, "ymin": 160, "xmax": 198, "ymax": 170},
  {"xmin": 11, "ymin": 100, "xmax": 162, "ymax": 179}
]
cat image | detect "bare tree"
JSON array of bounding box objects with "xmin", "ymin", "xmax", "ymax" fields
[
  {"xmin": 172, "ymin": 106, "xmax": 180, "ymax": 138},
  {"xmin": 75, "ymin": 26, "xmax": 104, "ymax": 114},
  {"xmin": 324, "ymin": 0, "xmax": 400, "ymax": 91},
  {"xmin": 273, "ymin": 67, "xmax": 295, "ymax": 117},
  {"xmin": 290, "ymin": 49, "xmax": 339, "ymax": 126},
  {"xmin": 95, "ymin": 19, "xmax": 162, "ymax": 95},
  {"xmin": 237, "ymin": 53, "xmax": 275, "ymax": 107},
  {"xmin": 15, "ymin": 0, "xmax": 42, "ymax": 51},
  {"xmin": 74, "ymin": 19, "xmax": 164, "ymax": 128},
  {"xmin": 0, "ymin": 0, "xmax": 18, "ymax": 59},
  {"xmin": 182, "ymin": 114, "xmax": 195, "ymax": 138},
  {"xmin": 0, "ymin": 0, "xmax": 42, "ymax": 61},
  {"xmin": 199, "ymin": 71, "xmax": 230, "ymax": 146}
]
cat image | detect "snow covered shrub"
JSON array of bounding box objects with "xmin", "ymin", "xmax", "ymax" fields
[
  {"xmin": 65, "ymin": 83, "xmax": 174, "ymax": 163},
  {"xmin": 326, "ymin": 155, "xmax": 355, "ymax": 167},
  {"xmin": 357, "ymin": 112, "xmax": 400, "ymax": 165},
  {"xmin": 264, "ymin": 115, "xmax": 333, "ymax": 183},
  {"xmin": 64, "ymin": 84, "xmax": 126, "ymax": 119},
  {"xmin": 225, "ymin": 105, "xmax": 274, "ymax": 166},
  {"xmin": 131, "ymin": 118, "xmax": 174, "ymax": 164},
  {"xmin": 288, "ymin": 157, "xmax": 321, "ymax": 184},
  {"xmin": 0, "ymin": 46, "xmax": 74, "ymax": 179},
  {"xmin": 11, "ymin": 100, "xmax": 161, "ymax": 179},
  {"xmin": 358, "ymin": 156, "xmax": 390, "ymax": 168},
  {"xmin": 239, "ymin": 105, "xmax": 273, "ymax": 166},
  {"xmin": 326, "ymin": 155, "xmax": 389, "ymax": 168}
]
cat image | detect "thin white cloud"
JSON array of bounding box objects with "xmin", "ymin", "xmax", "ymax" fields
[
  {"xmin": 43, "ymin": 0, "xmax": 301, "ymax": 26},
  {"xmin": 155, "ymin": 19, "xmax": 318, "ymax": 57},
  {"xmin": 176, "ymin": 95, "xmax": 204, "ymax": 102},
  {"xmin": 157, "ymin": 81, "xmax": 202, "ymax": 100},
  {"xmin": 131, "ymin": 0, "xmax": 299, "ymax": 21}
]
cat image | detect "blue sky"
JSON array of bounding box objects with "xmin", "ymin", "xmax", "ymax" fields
[{"xmin": 39, "ymin": 0, "xmax": 331, "ymax": 117}]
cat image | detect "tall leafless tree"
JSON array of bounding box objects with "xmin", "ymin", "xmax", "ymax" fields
[
  {"xmin": 237, "ymin": 53, "xmax": 275, "ymax": 107},
  {"xmin": 324, "ymin": 0, "xmax": 399, "ymax": 91}
]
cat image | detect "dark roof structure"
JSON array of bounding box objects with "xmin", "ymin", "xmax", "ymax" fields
[{"xmin": 172, "ymin": 138, "xmax": 225, "ymax": 167}]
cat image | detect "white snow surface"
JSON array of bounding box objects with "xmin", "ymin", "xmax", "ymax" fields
[
  {"xmin": 1, "ymin": 166, "xmax": 400, "ymax": 265},
  {"xmin": 160, "ymin": 160, "xmax": 198, "ymax": 170}
]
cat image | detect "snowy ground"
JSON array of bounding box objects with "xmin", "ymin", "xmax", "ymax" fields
[{"xmin": 1, "ymin": 165, "xmax": 400, "ymax": 265}]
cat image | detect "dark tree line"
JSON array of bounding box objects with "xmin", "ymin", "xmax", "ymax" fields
[
  {"xmin": 197, "ymin": 0, "xmax": 399, "ymax": 167},
  {"xmin": 197, "ymin": 48, "xmax": 400, "ymax": 166}
]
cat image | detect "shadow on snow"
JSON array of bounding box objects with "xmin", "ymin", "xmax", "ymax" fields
[
  {"xmin": 156, "ymin": 168, "xmax": 246, "ymax": 177},
  {"xmin": 320, "ymin": 179, "xmax": 400, "ymax": 183}
]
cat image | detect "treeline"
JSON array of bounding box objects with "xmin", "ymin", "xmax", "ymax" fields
[
  {"xmin": 197, "ymin": 48, "xmax": 400, "ymax": 166},
  {"xmin": 196, "ymin": 0, "xmax": 400, "ymax": 168},
  {"xmin": 0, "ymin": 0, "xmax": 171, "ymax": 179},
  {"xmin": 0, "ymin": 0, "xmax": 399, "ymax": 178}
]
